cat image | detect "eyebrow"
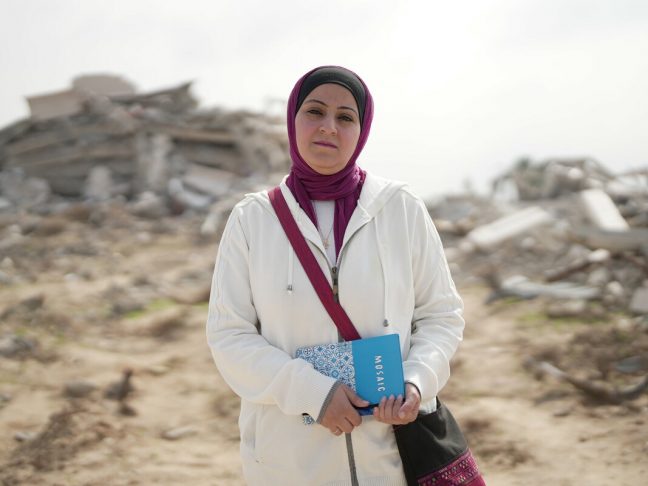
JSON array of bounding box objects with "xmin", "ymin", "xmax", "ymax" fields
[{"xmin": 304, "ymin": 98, "xmax": 358, "ymax": 115}]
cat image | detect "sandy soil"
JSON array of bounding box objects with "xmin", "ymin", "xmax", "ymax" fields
[{"xmin": 0, "ymin": 207, "xmax": 646, "ymax": 485}]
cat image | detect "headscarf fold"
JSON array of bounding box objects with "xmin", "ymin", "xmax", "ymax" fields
[{"xmin": 285, "ymin": 66, "xmax": 374, "ymax": 257}]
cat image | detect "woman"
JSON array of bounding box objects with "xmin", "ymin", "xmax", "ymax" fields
[{"xmin": 206, "ymin": 66, "xmax": 465, "ymax": 486}]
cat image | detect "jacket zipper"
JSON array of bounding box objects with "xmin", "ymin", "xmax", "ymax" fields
[
  {"xmin": 309, "ymin": 224, "xmax": 369, "ymax": 486},
  {"xmin": 331, "ymin": 266, "xmax": 339, "ymax": 303},
  {"xmin": 329, "ymin": 258, "xmax": 359, "ymax": 486}
]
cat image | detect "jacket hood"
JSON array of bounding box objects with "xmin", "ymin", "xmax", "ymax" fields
[{"xmin": 245, "ymin": 172, "xmax": 408, "ymax": 222}]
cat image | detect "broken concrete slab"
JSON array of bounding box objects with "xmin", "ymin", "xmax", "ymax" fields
[
  {"xmin": 182, "ymin": 165, "xmax": 236, "ymax": 199},
  {"xmin": 629, "ymin": 285, "xmax": 648, "ymax": 314},
  {"xmin": 0, "ymin": 169, "xmax": 51, "ymax": 208},
  {"xmin": 83, "ymin": 166, "xmax": 114, "ymax": 201},
  {"xmin": 579, "ymin": 189, "xmax": 629, "ymax": 231},
  {"xmin": 465, "ymin": 206, "xmax": 553, "ymax": 251},
  {"xmin": 493, "ymin": 275, "xmax": 601, "ymax": 301},
  {"xmin": 571, "ymin": 227, "xmax": 648, "ymax": 252}
]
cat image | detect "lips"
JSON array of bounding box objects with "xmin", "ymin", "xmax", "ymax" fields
[{"xmin": 313, "ymin": 141, "xmax": 337, "ymax": 149}]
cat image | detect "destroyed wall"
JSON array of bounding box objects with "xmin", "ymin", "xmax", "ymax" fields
[{"xmin": 0, "ymin": 76, "xmax": 290, "ymax": 213}]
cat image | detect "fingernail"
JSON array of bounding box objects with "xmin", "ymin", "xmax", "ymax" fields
[
  {"xmin": 399, "ymin": 411, "xmax": 405, "ymax": 418},
  {"xmin": 397, "ymin": 395, "xmax": 403, "ymax": 401},
  {"xmin": 389, "ymin": 395, "xmax": 395, "ymax": 400}
]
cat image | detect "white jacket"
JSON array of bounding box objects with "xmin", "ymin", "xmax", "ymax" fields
[{"xmin": 206, "ymin": 173, "xmax": 465, "ymax": 486}]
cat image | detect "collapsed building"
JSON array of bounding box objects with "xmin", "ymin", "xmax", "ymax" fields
[
  {"xmin": 429, "ymin": 157, "xmax": 648, "ymax": 317},
  {"xmin": 0, "ymin": 74, "xmax": 290, "ymax": 213}
]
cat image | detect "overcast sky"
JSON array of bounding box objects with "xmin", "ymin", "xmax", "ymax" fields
[{"xmin": 1, "ymin": 0, "xmax": 647, "ymax": 198}]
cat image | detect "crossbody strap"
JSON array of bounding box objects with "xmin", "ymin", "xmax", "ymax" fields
[{"xmin": 268, "ymin": 186, "xmax": 361, "ymax": 341}]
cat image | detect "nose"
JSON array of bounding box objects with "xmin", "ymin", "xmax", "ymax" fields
[{"xmin": 319, "ymin": 116, "xmax": 337, "ymax": 135}]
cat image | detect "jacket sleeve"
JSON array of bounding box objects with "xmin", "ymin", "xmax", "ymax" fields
[
  {"xmin": 206, "ymin": 203, "xmax": 337, "ymax": 420},
  {"xmin": 402, "ymin": 197, "xmax": 465, "ymax": 406}
]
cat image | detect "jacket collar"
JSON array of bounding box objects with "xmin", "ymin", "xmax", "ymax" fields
[{"xmin": 275, "ymin": 172, "xmax": 406, "ymax": 260}]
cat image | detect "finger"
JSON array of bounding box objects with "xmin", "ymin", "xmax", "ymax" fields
[
  {"xmin": 392, "ymin": 395, "xmax": 403, "ymax": 420},
  {"xmin": 332, "ymin": 427, "xmax": 343, "ymax": 436},
  {"xmin": 383, "ymin": 395, "xmax": 396, "ymax": 421},
  {"xmin": 340, "ymin": 419, "xmax": 354, "ymax": 434},
  {"xmin": 348, "ymin": 410, "xmax": 362, "ymax": 427},
  {"xmin": 399, "ymin": 394, "xmax": 417, "ymax": 419},
  {"xmin": 377, "ymin": 396, "xmax": 387, "ymax": 421},
  {"xmin": 344, "ymin": 387, "xmax": 370, "ymax": 408}
]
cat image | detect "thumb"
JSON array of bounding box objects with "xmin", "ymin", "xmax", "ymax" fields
[{"xmin": 344, "ymin": 387, "xmax": 369, "ymax": 407}]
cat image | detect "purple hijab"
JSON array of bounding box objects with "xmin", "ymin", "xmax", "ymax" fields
[{"xmin": 285, "ymin": 66, "xmax": 374, "ymax": 257}]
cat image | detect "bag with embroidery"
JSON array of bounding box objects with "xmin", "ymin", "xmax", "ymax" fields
[{"xmin": 393, "ymin": 399, "xmax": 485, "ymax": 486}]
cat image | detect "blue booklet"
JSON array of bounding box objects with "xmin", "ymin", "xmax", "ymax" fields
[{"xmin": 296, "ymin": 334, "xmax": 405, "ymax": 419}]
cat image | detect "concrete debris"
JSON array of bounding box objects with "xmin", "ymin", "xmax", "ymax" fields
[
  {"xmin": 432, "ymin": 157, "xmax": 647, "ymax": 316},
  {"xmin": 14, "ymin": 431, "xmax": 37, "ymax": 443},
  {"xmin": 629, "ymin": 284, "xmax": 648, "ymax": 315},
  {"xmin": 545, "ymin": 300, "xmax": 588, "ymax": 318},
  {"xmin": 0, "ymin": 169, "xmax": 51, "ymax": 209},
  {"xmin": 488, "ymin": 275, "xmax": 600, "ymax": 303},
  {"xmin": 0, "ymin": 334, "xmax": 38, "ymax": 358},
  {"xmin": 161, "ymin": 425, "xmax": 198, "ymax": 441},
  {"xmin": 0, "ymin": 73, "xmax": 289, "ymax": 209},
  {"xmin": 63, "ymin": 380, "xmax": 98, "ymax": 399},
  {"xmin": 571, "ymin": 227, "xmax": 648, "ymax": 252},
  {"xmin": 578, "ymin": 189, "xmax": 629, "ymax": 231},
  {"xmin": 465, "ymin": 206, "xmax": 553, "ymax": 251},
  {"xmin": 525, "ymin": 358, "xmax": 648, "ymax": 404},
  {"xmin": 492, "ymin": 157, "xmax": 614, "ymax": 201}
]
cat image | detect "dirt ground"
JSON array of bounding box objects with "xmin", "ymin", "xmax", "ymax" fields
[{"xmin": 0, "ymin": 205, "xmax": 646, "ymax": 485}]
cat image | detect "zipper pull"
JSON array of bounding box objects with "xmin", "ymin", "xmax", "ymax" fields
[{"xmin": 331, "ymin": 266, "xmax": 339, "ymax": 302}]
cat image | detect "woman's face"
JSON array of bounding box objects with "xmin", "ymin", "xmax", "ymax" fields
[{"xmin": 295, "ymin": 83, "xmax": 361, "ymax": 175}]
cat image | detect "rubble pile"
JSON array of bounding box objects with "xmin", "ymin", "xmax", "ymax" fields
[
  {"xmin": 0, "ymin": 74, "xmax": 290, "ymax": 214},
  {"xmin": 429, "ymin": 158, "xmax": 648, "ymax": 317}
]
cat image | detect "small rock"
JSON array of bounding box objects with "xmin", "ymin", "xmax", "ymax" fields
[
  {"xmin": 146, "ymin": 365, "xmax": 170, "ymax": 376},
  {"xmin": 14, "ymin": 431, "xmax": 37, "ymax": 442},
  {"xmin": 64, "ymin": 273, "xmax": 82, "ymax": 283},
  {"xmin": 0, "ymin": 257, "xmax": 15, "ymax": 270},
  {"xmin": 629, "ymin": 285, "xmax": 648, "ymax": 315},
  {"xmin": 614, "ymin": 355, "xmax": 648, "ymax": 374},
  {"xmin": 63, "ymin": 380, "xmax": 97, "ymax": 398},
  {"xmin": 552, "ymin": 407, "xmax": 572, "ymax": 418},
  {"xmin": 104, "ymin": 369, "xmax": 134, "ymax": 401},
  {"xmin": 546, "ymin": 300, "xmax": 587, "ymax": 318},
  {"xmin": 603, "ymin": 281, "xmax": 625, "ymax": 307},
  {"xmin": 586, "ymin": 267, "xmax": 611, "ymax": 287},
  {"xmin": 130, "ymin": 192, "xmax": 168, "ymax": 219},
  {"xmin": 136, "ymin": 232, "xmax": 152, "ymax": 243},
  {"xmin": 0, "ymin": 335, "xmax": 38, "ymax": 358},
  {"xmin": 0, "ymin": 270, "xmax": 13, "ymax": 285},
  {"xmin": 0, "ymin": 197, "xmax": 12, "ymax": 211},
  {"xmin": 118, "ymin": 402, "xmax": 137, "ymax": 416},
  {"xmin": 139, "ymin": 308, "xmax": 186, "ymax": 338},
  {"xmin": 162, "ymin": 426, "xmax": 198, "ymax": 441},
  {"xmin": 615, "ymin": 317, "xmax": 635, "ymax": 333},
  {"xmin": 19, "ymin": 293, "xmax": 45, "ymax": 311}
]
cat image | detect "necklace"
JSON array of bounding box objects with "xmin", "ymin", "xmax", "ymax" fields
[{"xmin": 319, "ymin": 222, "xmax": 334, "ymax": 250}]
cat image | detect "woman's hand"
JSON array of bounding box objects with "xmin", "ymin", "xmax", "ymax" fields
[
  {"xmin": 373, "ymin": 383, "xmax": 421, "ymax": 425},
  {"xmin": 320, "ymin": 384, "xmax": 369, "ymax": 436}
]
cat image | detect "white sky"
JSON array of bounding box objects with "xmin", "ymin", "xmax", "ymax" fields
[{"xmin": 1, "ymin": 0, "xmax": 647, "ymax": 198}]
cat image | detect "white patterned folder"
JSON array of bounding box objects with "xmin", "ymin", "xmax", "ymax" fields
[{"xmin": 296, "ymin": 334, "xmax": 405, "ymax": 423}]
